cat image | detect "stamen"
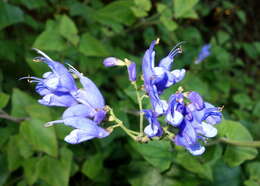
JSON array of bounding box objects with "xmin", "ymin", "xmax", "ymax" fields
[
  {"xmin": 44, "ymin": 120, "xmax": 64, "ymax": 127},
  {"xmin": 156, "ymin": 38, "xmax": 160, "ymax": 44},
  {"xmin": 124, "ymin": 58, "xmax": 131, "ymax": 65},
  {"xmin": 177, "ymin": 86, "xmax": 184, "ymax": 93},
  {"xmin": 168, "ymin": 41, "xmax": 186, "ymax": 58},
  {"xmin": 67, "ymin": 64, "xmax": 82, "ymax": 78},
  {"xmin": 218, "ymin": 105, "xmax": 224, "ymax": 111},
  {"xmin": 168, "ymin": 48, "xmax": 182, "ymax": 59},
  {"xmin": 32, "ymin": 48, "xmax": 53, "ymax": 61}
]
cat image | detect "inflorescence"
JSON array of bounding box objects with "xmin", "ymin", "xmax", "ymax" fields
[{"xmin": 22, "ymin": 40, "xmax": 222, "ymax": 156}]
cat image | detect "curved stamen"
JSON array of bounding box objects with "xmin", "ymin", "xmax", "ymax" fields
[
  {"xmin": 44, "ymin": 120, "xmax": 64, "ymax": 127},
  {"xmin": 67, "ymin": 64, "xmax": 83, "ymax": 78},
  {"xmin": 168, "ymin": 48, "xmax": 182, "ymax": 59},
  {"xmin": 168, "ymin": 41, "xmax": 186, "ymax": 58},
  {"xmin": 32, "ymin": 48, "xmax": 53, "ymax": 61},
  {"xmin": 168, "ymin": 41, "xmax": 186, "ymax": 54},
  {"xmin": 19, "ymin": 76, "xmax": 43, "ymax": 81},
  {"xmin": 19, "ymin": 76, "xmax": 43, "ymax": 84}
]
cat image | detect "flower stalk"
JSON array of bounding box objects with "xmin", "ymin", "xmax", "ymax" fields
[{"xmin": 132, "ymin": 81, "xmax": 144, "ymax": 137}]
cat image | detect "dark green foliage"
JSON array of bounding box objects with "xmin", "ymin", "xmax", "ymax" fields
[{"xmin": 0, "ymin": 0, "xmax": 259, "ymax": 185}]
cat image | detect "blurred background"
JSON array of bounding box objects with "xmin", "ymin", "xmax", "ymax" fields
[{"xmin": 0, "ymin": 0, "xmax": 260, "ymax": 185}]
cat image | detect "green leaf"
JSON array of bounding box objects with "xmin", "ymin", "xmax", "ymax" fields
[
  {"xmin": 0, "ymin": 127, "xmax": 13, "ymax": 149},
  {"xmin": 244, "ymin": 180, "xmax": 259, "ymax": 186},
  {"xmin": 59, "ymin": 15, "xmax": 79, "ymax": 46},
  {"xmin": 23, "ymin": 157, "xmax": 40, "ymax": 185},
  {"xmin": 7, "ymin": 135, "xmax": 23, "ymax": 171},
  {"xmin": 246, "ymin": 162, "xmax": 260, "ymax": 180},
  {"xmin": 95, "ymin": 0, "xmax": 135, "ymax": 26},
  {"xmin": 128, "ymin": 161, "xmax": 180, "ymax": 186},
  {"xmin": 243, "ymin": 43, "xmax": 258, "ymax": 60},
  {"xmin": 79, "ymin": 33, "xmax": 110, "ymax": 57},
  {"xmin": 217, "ymin": 31, "xmax": 230, "ymax": 45},
  {"xmin": 253, "ymin": 101, "xmax": 260, "ymax": 117},
  {"xmin": 236, "ymin": 10, "xmax": 246, "ymax": 24},
  {"xmin": 212, "ymin": 160, "xmax": 241, "ymax": 186},
  {"xmin": 11, "ymin": 88, "xmax": 35, "ymax": 117},
  {"xmin": 33, "ymin": 30, "xmax": 66, "ymax": 51},
  {"xmin": 38, "ymin": 147, "xmax": 73, "ymax": 186},
  {"xmin": 129, "ymin": 140, "xmax": 173, "ymax": 171},
  {"xmin": 233, "ymin": 93, "xmax": 253, "ymax": 110},
  {"xmin": 33, "ymin": 20, "xmax": 66, "ymax": 51},
  {"xmin": 0, "ymin": 2, "xmax": 24, "ymax": 30},
  {"xmin": 0, "ymin": 92, "xmax": 10, "ymax": 109},
  {"xmin": 26, "ymin": 104, "xmax": 52, "ymax": 121},
  {"xmin": 17, "ymin": 134, "xmax": 34, "ymax": 159},
  {"xmin": 131, "ymin": 0, "xmax": 151, "ymax": 18},
  {"xmin": 216, "ymin": 120, "xmax": 258, "ymax": 167},
  {"xmin": 157, "ymin": 4, "xmax": 178, "ymax": 31},
  {"xmin": 82, "ymin": 153, "xmax": 109, "ymax": 182},
  {"xmin": 175, "ymin": 151, "xmax": 213, "ymax": 180},
  {"xmin": 0, "ymin": 154, "xmax": 9, "ymax": 186},
  {"xmin": 160, "ymin": 13, "xmax": 178, "ymax": 31},
  {"xmin": 16, "ymin": 0, "xmax": 47, "ymax": 10},
  {"xmin": 20, "ymin": 118, "xmax": 58, "ymax": 157},
  {"xmin": 173, "ymin": 0, "xmax": 199, "ymax": 19}
]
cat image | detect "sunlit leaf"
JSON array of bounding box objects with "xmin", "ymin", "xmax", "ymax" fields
[{"xmin": 217, "ymin": 120, "xmax": 258, "ymax": 167}]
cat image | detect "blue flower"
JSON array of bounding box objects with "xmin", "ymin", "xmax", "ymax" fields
[
  {"xmin": 174, "ymin": 119, "xmax": 205, "ymax": 155},
  {"xmin": 103, "ymin": 57, "xmax": 125, "ymax": 67},
  {"xmin": 127, "ymin": 61, "xmax": 137, "ymax": 82},
  {"xmin": 143, "ymin": 110, "xmax": 163, "ymax": 138},
  {"xmin": 45, "ymin": 116, "xmax": 110, "ymax": 144},
  {"xmin": 194, "ymin": 44, "xmax": 211, "ymax": 64},
  {"xmin": 142, "ymin": 40, "xmax": 186, "ymax": 116},
  {"xmin": 142, "ymin": 40, "xmax": 168, "ymax": 116},
  {"xmin": 167, "ymin": 91, "xmax": 222, "ymax": 155},
  {"xmin": 148, "ymin": 41, "xmax": 185, "ymax": 95},
  {"xmin": 22, "ymin": 49, "xmax": 109, "ymax": 144},
  {"xmin": 31, "ymin": 48, "xmax": 78, "ymax": 93},
  {"xmin": 38, "ymin": 92, "xmax": 78, "ymax": 107},
  {"xmin": 165, "ymin": 93, "xmax": 185, "ymax": 126}
]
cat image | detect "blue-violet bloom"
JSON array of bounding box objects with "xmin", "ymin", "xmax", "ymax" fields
[
  {"xmin": 142, "ymin": 40, "xmax": 168, "ymax": 116},
  {"xmin": 103, "ymin": 57, "xmax": 125, "ymax": 67},
  {"xmin": 22, "ymin": 49, "xmax": 109, "ymax": 144},
  {"xmin": 127, "ymin": 62, "xmax": 137, "ymax": 82},
  {"xmin": 171, "ymin": 91, "xmax": 222, "ymax": 155},
  {"xmin": 143, "ymin": 110, "xmax": 163, "ymax": 138},
  {"xmin": 194, "ymin": 44, "xmax": 211, "ymax": 64}
]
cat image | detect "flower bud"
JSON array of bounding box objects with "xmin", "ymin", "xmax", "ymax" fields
[
  {"xmin": 127, "ymin": 62, "xmax": 137, "ymax": 82},
  {"xmin": 103, "ymin": 57, "xmax": 125, "ymax": 67}
]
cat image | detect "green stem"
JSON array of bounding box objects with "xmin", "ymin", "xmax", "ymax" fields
[
  {"xmin": 106, "ymin": 106, "xmax": 138, "ymax": 140},
  {"xmin": 219, "ymin": 138, "xmax": 260, "ymax": 148},
  {"xmin": 132, "ymin": 82, "xmax": 144, "ymax": 136},
  {"xmin": 163, "ymin": 127, "xmax": 175, "ymax": 140}
]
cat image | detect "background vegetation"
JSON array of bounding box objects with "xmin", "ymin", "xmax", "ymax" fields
[{"xmin": 0, "ymin": 0, "xmax": 260, "ymax": 185}]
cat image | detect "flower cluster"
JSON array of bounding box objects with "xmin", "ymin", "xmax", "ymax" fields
[
  {"xmin": 24, "ymin": 39, "xmax": 221, "ymax": 156},
  {"xmin": 142, "ymin": 40, "xmax": 221, "ymax": 155},
  {"xmin": 104, "ymin": 40, "xmax": 222, "ymax": 155},
  {"xmin": 22, "ymin": 49, "xmax": 109, "ymax": 144}
]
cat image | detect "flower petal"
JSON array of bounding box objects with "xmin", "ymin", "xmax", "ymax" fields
[
  {"xmin": 69, "ymin": 65, "xmax": 105, "ymax": 108},
  {"xmin": 64, "ymin": 128, "xmax": 109, "ymax": 144},
  {"xmin": 127, "ymin": 62, "xmax": 137, "ymax": 82},
  {"xmin": 200, "ymin": 122, "xmax": 217, "ymax": 137},
  {"xmin": 188, "ymin": 91, "xmax": 205, "ymax": 111},
  {"xmin": 187, "ymin": 143, "xmax": 205, "ymax": 156},
  {"xmin": 38, "ymin": 93, "xmax": 77, "ymax": 107},
  {"xmin": 63, "ymin": 117, "xmax": 97, "ymax": 130},
  {"xmin": 62, "ymin": 104, "xmax": 95, "ymax": 119}
]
